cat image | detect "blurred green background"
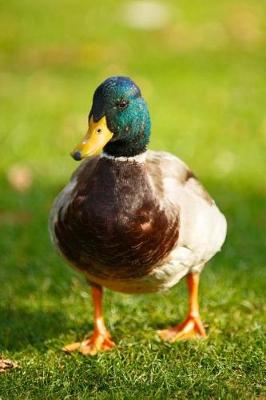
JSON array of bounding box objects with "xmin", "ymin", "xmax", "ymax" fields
[{"xmin": 0, "ymin": 0, "xmax": 265, "ymax": 398}]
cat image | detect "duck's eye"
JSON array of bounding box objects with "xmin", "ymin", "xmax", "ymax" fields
[{"xmin": 116, "ymin": 100, "xmax": 128, "ymax": 110}]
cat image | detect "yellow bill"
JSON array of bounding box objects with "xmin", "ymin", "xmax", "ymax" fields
[{"xmin": 71, "ymin": 116, "xmax": 113, "ymax": 160}]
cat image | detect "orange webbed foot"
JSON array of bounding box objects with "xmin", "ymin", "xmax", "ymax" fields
[
  {"xmin": 63, "ymin": 331, "xmax": 116, "ymax": 356},
  {"xmin": 157, "ymin": 314, "xmax": 207, "ymax": 342}
]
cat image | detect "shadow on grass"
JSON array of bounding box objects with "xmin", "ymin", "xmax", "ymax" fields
[{"xmin": 0, "ymin": 306, "xmax": 69, "ymax": 352}]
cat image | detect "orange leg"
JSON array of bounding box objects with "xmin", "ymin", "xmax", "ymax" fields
[
  {"xmin": 158, "ymin": 272, "xmax": 207, "ymax": 342},
  {"xmin": 63, "ymin": 284, "xmax": 115, "ymax": 355}
]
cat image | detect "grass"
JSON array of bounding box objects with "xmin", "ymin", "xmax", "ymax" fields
[{"xmin": 0, "ymin": 0, "xmax": 266, "ymax": 398}]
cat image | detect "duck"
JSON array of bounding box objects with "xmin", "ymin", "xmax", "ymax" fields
[{"xmin": 50, "ymin": 76, "xmax": 227, "ymax": 355}]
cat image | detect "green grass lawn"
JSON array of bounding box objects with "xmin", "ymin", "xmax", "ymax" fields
[{"xmin": 0, "ymin": 0, "xmax": 266, "ymax": 398}]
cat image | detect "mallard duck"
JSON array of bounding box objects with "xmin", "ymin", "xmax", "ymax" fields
[{"xmin": 50, "ymin": 76, "xmax": 227, "ymax": 355}]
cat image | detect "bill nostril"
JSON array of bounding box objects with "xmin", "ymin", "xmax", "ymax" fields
[{"xmin": 71, "ymin": 151, "xmax": 82, "ymax": 161}]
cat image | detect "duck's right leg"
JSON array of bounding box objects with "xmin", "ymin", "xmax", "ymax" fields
[{"xmin": 63, "ymin": 283, "xmax": 115, "ymax": 356}]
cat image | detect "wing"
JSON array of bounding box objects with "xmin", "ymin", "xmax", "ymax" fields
[{"xmin": 146, "ymin": 150, "xmax": 227, "ymax": 267}]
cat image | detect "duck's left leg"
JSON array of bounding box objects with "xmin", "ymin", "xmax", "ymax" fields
[{"xmin": 158, "ymin": 272, "xmax": 207, "ymax": 341}]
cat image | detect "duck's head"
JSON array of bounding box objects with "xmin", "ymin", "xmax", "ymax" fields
[{"xmin": 72, "ymin": 76, "xmax": 151, "ymax": 160}]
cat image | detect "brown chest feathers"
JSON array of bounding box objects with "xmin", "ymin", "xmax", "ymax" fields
[{"xmin": 54, "ymin": 157, "xmax": 179, "ymax": 280}]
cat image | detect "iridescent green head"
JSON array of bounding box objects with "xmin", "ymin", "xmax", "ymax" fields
[{"xmin": 72, "ymin": 76, "xmax": 151, "ymax": 160}]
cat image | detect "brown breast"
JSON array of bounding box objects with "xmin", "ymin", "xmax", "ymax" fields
[{"xmin": 54, "ymin": 157, "xmax": 179, "ymax": 280}]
